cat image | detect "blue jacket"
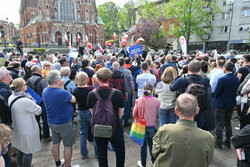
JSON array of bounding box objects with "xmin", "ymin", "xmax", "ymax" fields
[
  {"xmin": 0, "ymin": 82, "xmax": 12, "ymax": 102},
  {"xmin": 214, "ymin": 72, "xmax": 239, "ymax": 108}
]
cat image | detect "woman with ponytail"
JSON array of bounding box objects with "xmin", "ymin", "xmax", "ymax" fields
[{"xmin": 133, "ymin": 83, "xmax": 160, "ymax": 167}]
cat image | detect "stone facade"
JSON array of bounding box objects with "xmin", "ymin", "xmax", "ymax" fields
[
  {"xmin": 0, "ymin": 20, "xmax": 17, "ymax": 44},
  {"xmin": 19, "ymin": 0, "xmax": 105, "ymax": 47}
]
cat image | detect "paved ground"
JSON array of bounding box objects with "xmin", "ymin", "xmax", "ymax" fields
[{"xmin": 32, "ymin": 114, "xmax": 240, "ymax": 167}]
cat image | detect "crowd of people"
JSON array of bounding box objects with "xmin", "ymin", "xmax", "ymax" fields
[{"xmin": 0, "ymin": 45, "xmax": 249, "ymax": 167}]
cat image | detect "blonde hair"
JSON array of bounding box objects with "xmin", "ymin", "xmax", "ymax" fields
[
  {"xmin": 0, "ymin": 124, "xmax": 12, "ymax": 146},
  {"xmin": 75, "ymin": 71, "xmax": 88, "ymax": 86},
  {"xmin": 161, "ymin": 67, "xmax": 177, "ymax": 84},
  {"xmin": 60, "ymin": 66, "xmax": 71, "ymax": 77},
  {"xmin": 176, "ymin": 93, "xmax": 198, "ymax": 117},
  {"xmin": 10, "ymin": 78, "xmax": 25, "ymax": 92}
]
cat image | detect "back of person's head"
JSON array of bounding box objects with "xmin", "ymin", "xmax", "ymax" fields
[
  {"xmin": 200, "ymin": 61, "xmax": 208, "ymax": 73},
  {"xmin": 82, "ymin": 59, "xmax": 89, "ymax": 68},
  {"xmin": 160, "ymin": 57, "xmax": 165, "ymax": 65},
  {"xmin": 60, "ymin": 66, "xmax": 71, "ymax": 77},
  {"xmin": 161, "ymin": 67, "xmax": 176, "ymax": 84},
  {"xmin": 10, "ymin": 78, "xmax": 25, "ymax": 92},
  {"xmin": 46, "ymin": 70, "xmax": 61, "ymax": 85},
  {"xmin": 188, "ymin": 60, "xmax": 201, "ymax": 73},
  {"xmin": 229, "ymin": 58, "xmax": 237, "ymax": 64},
  {"xmin": 224, "ymin": 62, "xmax": 235, "ymax": 72},
  {"xmin": 172, "ymin": 55, "xmax": 177, "ymax": 63},
  {"xmin": 141, "ymin": 61, "xmax": 149, "ymax": 71},
  {"xmin": 118, "ymin": 57, "xmax": 125, "ymax": 66},
  {"xmin": 0, "ymin": 67, "xmax": 9, "ymax": 81},
  {"xmin": 143, "ymin": 82, "xmax": 153, "ymax": 96},
  {"xmin": 202, "ymin": 56, "xmax": 209, "ymax": 62},
  {"xmin": 30, "ymin": 65, "xmax": 40, "ymax": 74},
  {"xmin": 0, "ymin": 123, "xmax": 12, "ymax": 148},
  {"xmin": 165, "ymin": 55, "xmax": 172, "ymax": 62},
  {"xmin": 59, "ymin": 57, "xmax": 67, "ymax": 66},
  {"xmin": 217, "ymin": 60, "xmax": 225, "ymax": 68},
  {"xmin": 28, "ymin": 55, "xmax": 33, "ymax": 61},
  {"xmin": 110, "ymin": 56, "xmax": 116, "ymax": 63},
  {"xmin": 112, "ymin": 61, "xmax": 120, "ymax": 71},
  {"xmin": 218, "ymin": 56, "xmax": 226, "ymax": 61},
  {"xmin": 12, "ymin": 62, "xmax": 20, "ymax": 69},
  {"xmin": 125, "ymin": 57, "xmax": 131, "ymax": 64},
  {"xmin": 176, "ymin": 93, "xmax": 198, "ymax": 117},
  {"xmin": 243, "ymin": 54, "xmax": 250, "ymax": 63},
  {"xmin": 75, "ymin": 71, "xmax": 88, "ymax": 86},
  {"xmin": 96, "ymin": 67, "xmax": 111, "ymax": 83}
]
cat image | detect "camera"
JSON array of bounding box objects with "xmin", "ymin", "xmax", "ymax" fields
[{"xmin": 182, "ymin": 65, "xmax": 188, "ymax": 73}]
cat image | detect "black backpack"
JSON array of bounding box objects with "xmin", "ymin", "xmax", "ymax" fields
[
  {"xmin": 0, "ymin": 95, "xmax": 25, "ymax": 125},
  {"xmin": 27, "ymin": 77, "xmax": 43, "ymax": 93},
  {"xmin": 186, "ymin": 77, "xmax": 206, "ymax": 112}
]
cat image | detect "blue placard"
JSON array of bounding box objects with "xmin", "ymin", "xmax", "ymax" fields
[
  {"xmin": 25, "ymin": 86, "xmax": 42, "ymax": 105},
  {"xmin": 129, "ymin": 44, "xmax": 143, "ymax": 58}
]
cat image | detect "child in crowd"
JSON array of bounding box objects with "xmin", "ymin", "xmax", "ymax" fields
[{"xmin": 133, "ymin": 83, "xmax": 160, "ymax": 167}]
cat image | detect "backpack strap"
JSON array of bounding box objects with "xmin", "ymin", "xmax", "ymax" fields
[
  {"xmin": 9, "ymin": 96, "xmax": 26, "ymax": 109},
  {"xmin": 107, "ymin": 89, "xmax": 115, "ymax": 101},
  {"xmin": 34, "ymin": 77, "xmax": 43, "ymax": 91},
  {"xmin": 93, "ymin": 89, "xmax": 102, "ymax": 100},
  {"xmin": 64, "ymin": 80, "xmax": 71, "ymax": 90}
]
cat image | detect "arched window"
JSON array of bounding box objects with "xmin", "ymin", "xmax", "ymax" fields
[
  {"xmin": 60, "ymin": 0, "xmax": 76, "ymax": 21},
  {"xmin": 85, "ymin": 6, "xmax": 89, "ymax": 23}
]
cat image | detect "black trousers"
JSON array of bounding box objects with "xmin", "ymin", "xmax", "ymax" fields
[{"xmin": 215, "ymin": 107, "xmax": 233, "ymax": 145}]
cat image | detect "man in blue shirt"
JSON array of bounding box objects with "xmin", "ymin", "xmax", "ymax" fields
[
  {"xmin": 60, "ymin": 66, "xmax": 76, "ymax": 94},
  {"xmin": 43, "ymin": 70, "xmax": 76, "ymax": 167},
  {"xmin": 161, "ymin": 55, "xmax": 178, "ymax": 76}
]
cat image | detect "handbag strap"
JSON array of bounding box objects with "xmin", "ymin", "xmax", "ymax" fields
[{"xmin": 139, "ymin": 98, "xmax": 146, "ymax": 119}]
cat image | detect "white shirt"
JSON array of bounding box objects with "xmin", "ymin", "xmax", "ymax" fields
[{"xmin": 136, "ymin": 73, "xmax": 156, "ymax": 98}]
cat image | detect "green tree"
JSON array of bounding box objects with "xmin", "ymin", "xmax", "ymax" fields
[
  {"xmin": 164, "ymin": 0, "xmax": 220, "ymax": 49},
  {"xmin": 97, "ymin": 2, "xmax": 120, "ymax": 40}
]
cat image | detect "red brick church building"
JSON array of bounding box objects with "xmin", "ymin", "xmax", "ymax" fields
[{"xmin": 19, "ymin": 0, "xmax": 105, "ymax": 47}]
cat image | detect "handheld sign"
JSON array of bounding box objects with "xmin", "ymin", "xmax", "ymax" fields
[
  {"xmin": 129, "ymin": 44, "xmax": 143, "ymax": 58},
  {"xmin": 25, "ymin": 86, "xmax": 43, "ymax": 105},
  {"xmin": 179, "ymin": 36, "xmax": 187, "ymax": 54}
]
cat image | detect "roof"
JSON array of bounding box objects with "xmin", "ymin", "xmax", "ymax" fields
[
  {"xmin": 25, "ymin": 15, "xmax": 39, "ymax": 27},
  {"xmin": 20, "ymin": 0, "xmax": 24, "ymax": 11},
  {"xmin": 97, "ymin": 15, "xmax": 104, "ymax": 25}
]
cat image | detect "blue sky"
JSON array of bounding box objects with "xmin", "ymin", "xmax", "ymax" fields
[{"xmin": 0, "ymin": 0, "xmax": 128, "ymax": 24}]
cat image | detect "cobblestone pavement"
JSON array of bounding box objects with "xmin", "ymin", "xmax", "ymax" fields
[{"xmin": 32, "ymin": 116, "xmax": 240, "ymax": 167}]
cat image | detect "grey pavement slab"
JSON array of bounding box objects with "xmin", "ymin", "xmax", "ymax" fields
[{"xmin": 32, "ymin": 116, "xmax": 240, "ymax": 167}]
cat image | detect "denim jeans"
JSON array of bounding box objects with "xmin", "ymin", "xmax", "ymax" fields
[
  {"xmin": 78, "ymin": 110, "xmax": 98, "ymax": 156},
  {"xmin": 95, "ymin": 126, "xmax": 125, "ymax": 167},
  {"xmin": 123, "ymin": 91, "xmax": 132, "ymax": 125},
  {"xmin": 141, "ymin": 126, "xmax": 155, "ymax": 166},
  {"xmin": 215, "ymin": 107, "xmax": 233, "ymax": 146},
  {"xmin": 17, "ymin": 150, "xmax": 32, "ymax": 167},
  {"xmin": 36, "ymin": 103, "xmax": 50, "ymax": 138},
  {"xmin": 194, "ymin": 111, "xmax": 205, "ymax": 129},
  {"xmin": 158, "ymin": 108, "xmax": 178, "ymax": 127}
]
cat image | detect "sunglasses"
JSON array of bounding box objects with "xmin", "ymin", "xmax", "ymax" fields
[{"xmin": 44, "ymin": 65, "xmax": 50, "ymax": 67}]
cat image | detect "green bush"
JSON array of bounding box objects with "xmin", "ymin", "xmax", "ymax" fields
[{"xmin": 33, "ymin": 48, "xmax": 46, "ymax": 55}]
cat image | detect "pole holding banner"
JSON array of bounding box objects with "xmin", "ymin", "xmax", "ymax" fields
[{"xmin": 179, "ymin": 36, "xmax": 187, "ymax": 55}]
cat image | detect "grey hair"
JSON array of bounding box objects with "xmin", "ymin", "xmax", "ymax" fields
[
  {"xmin": 0, "ymin": 67, "xmax": 8, "ymax": 81},
  {"xmin": 30, "ymin": 65, "xmax": 40, "ymax": 73},
  {"xmin": 112, "ymin": 61, "xmax": 120, "ymax": 71},
  {"xmin": 46, "ymin": 70, "xmax": 61, "ymax": 85},
  {"xmin": 176, "ymin": 93, "xmax": 198, "ymax": 117}
]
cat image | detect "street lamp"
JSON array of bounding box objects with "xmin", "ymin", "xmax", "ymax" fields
[{"xmin": 227, "ymin": 1, "xmax": 234, "ymax": 51}]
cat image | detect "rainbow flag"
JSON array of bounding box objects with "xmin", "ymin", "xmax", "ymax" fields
[{"xmin": 129, "ymin": 118, "xmax": 146, "ymax": 147}]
